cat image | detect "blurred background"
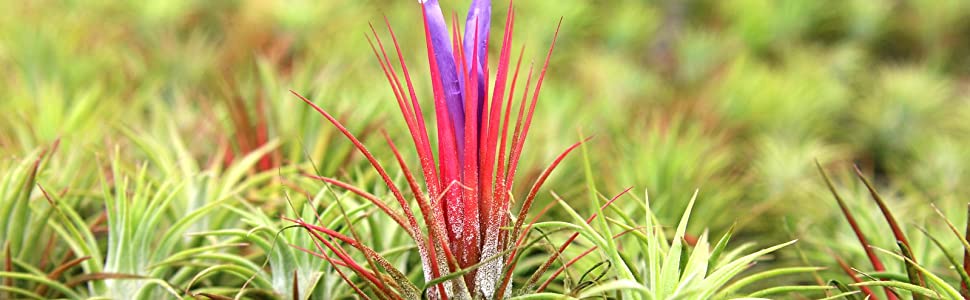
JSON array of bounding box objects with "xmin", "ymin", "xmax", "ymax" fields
[{"xmin": 2, "ymin": 0, "xmax": 970, "ymax": 293}]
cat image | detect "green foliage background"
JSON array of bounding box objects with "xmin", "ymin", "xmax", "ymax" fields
[{"xmin": 2, "ymin": 0, "xmax": 969, "ymax": 299}]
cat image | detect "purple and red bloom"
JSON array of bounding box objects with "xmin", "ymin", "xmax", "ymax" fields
[{"xmin": 292, "ymin": 1, "xmax": 578, "ymax": 298}]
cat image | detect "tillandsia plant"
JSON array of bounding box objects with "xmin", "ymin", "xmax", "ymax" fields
[
  {"xmin": 533, "ymin": 146, "xmax": 819, "ymax": 299},
  {"xmin": 816, "ymin": 162, "xmax": 970, "ymax": 300},
  {"xmin": 290, "ymin": 0, "xmax": 572, "ymax": 299}
]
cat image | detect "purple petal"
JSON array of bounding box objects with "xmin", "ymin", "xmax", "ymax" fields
[
  {"xmin": 462, "ymin": 0, "xmax": 491, "ymax": 135},
  {"xmin": 463, "ymin": 0, "xmax": 491, "ymax": 73},
  {"xmin": 422, "ymin": 0, "xmax": 466, "ymax": 155}
]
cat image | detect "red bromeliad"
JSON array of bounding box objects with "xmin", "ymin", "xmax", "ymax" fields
[{"xmin": 289, "ymin": 0, "xmax": 580, "ymax": 299}]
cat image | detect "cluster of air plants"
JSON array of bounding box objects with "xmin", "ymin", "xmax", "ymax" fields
[
  {"xmin": 815, "ymin": 162, "xmax": 970, "ymax": 299},
  {"xmin": 284, "ymin": 0, "xmax": 824, "ymax": 298},
  {"xmin": 0, "ymin": 130, "xmax": 291, "ymax": 299},
  {"xmin": 5, "ymin": 0, "xmax": 970, "ymax": 299}
]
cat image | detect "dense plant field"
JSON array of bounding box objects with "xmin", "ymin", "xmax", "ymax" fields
[{"xmin": 2, "ymin": 0, "xmax": 970, "ymax": 299}]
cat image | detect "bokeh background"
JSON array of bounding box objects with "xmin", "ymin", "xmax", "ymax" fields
[{"xmin": 3, "ymin": 0, "xmax": 970, "ymax": 297}]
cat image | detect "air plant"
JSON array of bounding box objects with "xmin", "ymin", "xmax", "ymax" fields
[
  {"xmin": 290, "ymin": 0, "xmax": 574, "ymax": 299},
  {"xmin": 541, "ymin": 146, "xmax": 815, "ymax": 299},
  {"xmin": 817, "ymin": 162, "xmax": 970, "ymax": 299}
]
